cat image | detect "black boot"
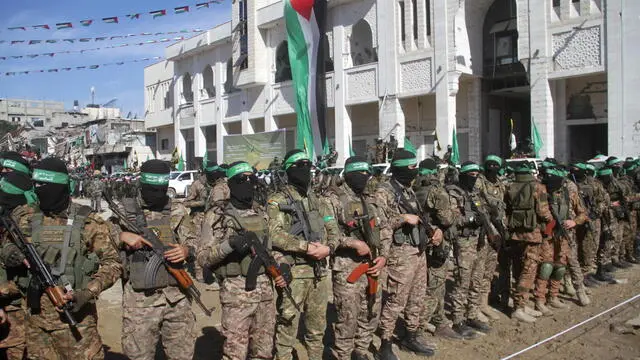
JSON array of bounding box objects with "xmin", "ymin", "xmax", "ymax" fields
[
  {"xmin": 466, "ymin": 318, "xmax": 491, "ymax": 334},
  {"xmin": 375, "ymin": 339, "xmax": 398, "ymax": 360},
  {"xmin": 352, "ymin": 351, "xmax": 371, "ymax": 360},
  {"xmin": 593, "ymin": 265, "xmax": 617, "ymax": 284},
  {"xmin": 613, "ymin": 260, "xmax": 632, "ymax": 269},
  {"xmin": 603, "ymin": 262, "xmax": 616, "ymax": 273},
  {"xmin": 400, "ymin": 332, "xmax": 435, "ymax": 357},
  {"xmin": 452, "ymin": 322, "xmax": 478, "ymax": 340}
]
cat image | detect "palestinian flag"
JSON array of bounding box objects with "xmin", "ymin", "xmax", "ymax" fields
[
  {"xmin": 80, "ymin": 20, "xmax": 93, "ymax": 26},
  {"xmin": 150, "ymin": 9, "xmax": 167, "ymax": 18},
  {"xmin": 56, "ymin": 22, "xmax": 73, "ymax": 30},
  {"xmin": 103, "ymin": 17, "xmax": 119, "ymax": 24},
  {"xmin": 127, "ymin": 14, "xmax": 141, "ymax": 20},
  {"xmin": 33, "ymin": 24, "xmax": 50, "ymax": 30},
  {"xmin": 175, "ymin": 6, "xmax": 190, "ymax": 14},
  {"xmin": 196, "ymin": 2, "xmax": 210, "ymax": 9},
  {"xmin": 284, "ymin": 0, "xmax": 328, "ymax": 160},
  {"xmin": 8, "ymin": 27, "xmax": 26, "ymax": 31}
]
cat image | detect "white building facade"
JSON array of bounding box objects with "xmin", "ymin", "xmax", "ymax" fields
[{"xmin": 144, "ymin": 0, "xmax": 640, "ymax": 169}]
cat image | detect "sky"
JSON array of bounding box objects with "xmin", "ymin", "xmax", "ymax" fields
[{"xmin": 0, "ymin": 0, "xmax": 231, "ymax": 117}]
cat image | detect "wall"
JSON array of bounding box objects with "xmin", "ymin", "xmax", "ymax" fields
[{"xmin": 156, "ymin": 126, "xmax": 175, "ymax": 160}]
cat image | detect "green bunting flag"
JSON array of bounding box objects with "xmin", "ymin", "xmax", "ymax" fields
[
  {"xmin": 531, "ymin": 118, "xmax": 543, "ymax": 158},
  {"xmin": 177, "ymin": 155, "xmax": 185, "ymax": 171},
  {"xmin": 348, "ymin": 136, "xmax": 355, "ymax": 157},
  {"xmin": 451, "ymin": 128, "xmax": 460, "ymax": 165}
]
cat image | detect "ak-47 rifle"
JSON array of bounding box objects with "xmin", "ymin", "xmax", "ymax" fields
[
  {"xmin": 389, "ymin": 180, "xmax": 434, "ymax": 252},
  {"xmin": 275, "ymin": 172, "xmax": 325, "ymax": 284},
  {"xmin": 103, "ymin": 191, "xmax": 213, "ymax": 316},
  {"xmin": 344, "ymin": 197, "xmax": 379, "ymax": 318},
  {"xmin": 469, "ymin": 195, "xmax": 502, "ymax": 250},
  {"xmin": 0, "ymin": 208, "xmax": 77, "ymax": 328},
  {"xmin": 545, "ymin": 193, "xmax": 569, "ymax": 240}
]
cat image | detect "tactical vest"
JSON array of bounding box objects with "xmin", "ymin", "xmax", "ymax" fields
[
  {"xmin": 31, "ymin": 204, "xmax": 99, "ymax": 291},
  {"xmin": 507, "ymin": 174, "xmax": 537, "ymax": 232},
  {"xmin": 282, "ymin": 193, "xmax": 325, "ymax": 265},
  {"xmin": 388, "ymin": 182, "xmax": 422, "ymax": 247},
  {"xmin": 550, "ymin": 187, "xmax": 570, "ymax": 222},
  {"xmin": 446, "ymin": 184, "xmax": 479, "ymax": 237},
  {"xmin": 335, "ymin": 188, "xmax": 381, "ymax": 256},
  {"xmin": 214, "ymin": 205, "xmax": 270, "ymax": 278},
  {"xmin": 122, "ymin": 198, "xmax": 178, "ymax": 290}
]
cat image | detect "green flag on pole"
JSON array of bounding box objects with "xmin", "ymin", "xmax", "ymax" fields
[
  {"xmin": 451, "ymin": 128, "xmax": 460, "ymax": 165},
  {"xmin": 531, "ymin": 118, "xmax": 543, "ymax": 158},
  {"xmin": 146, "ymin": 154, "xmax": 150, "ymax": 162},
  {"xmin": 404, "ymin": 137, "xmax": 417, "ymax": 155},
  {"xmin": 348, "ymin": 137, "xmax": 355, "ymax": 157},
  {"xmin": 177, "ymin": 155, "xmax": 185, "ymax": 171},
  {"xmin": 123, "ymin": 158, "xmax": 127, "ymax": 170},
  {"xmin": 202, "ymin": 152, "xmax": 208, "ymax": 170}
]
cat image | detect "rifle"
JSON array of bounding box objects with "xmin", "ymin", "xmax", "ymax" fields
[
  {"xmin": 0, "ymin": 208, "xmax": 77, "ymax": 327},
  {"xmin": 390, "ymin": 180, "xmax": 434, "ymax": 252},
  {"xmin": 469, "ymin": 195, "xmax": 502, "ymax": 250},
  {"xmin": 103, "ymin": 191, "xmax": 213, "ymax": 316},
  {"xmin": 344, "ymin": 197, "xmax": 379, "ymax": 318},
  {"xmin": 545, "ymin": 193, "xmax": 569, "ymax": 240},
  {"xmin": 274, "ymin": 172, "xmax": 325, "ymax": 284}
]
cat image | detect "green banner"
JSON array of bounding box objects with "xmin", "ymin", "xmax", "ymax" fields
[{"xmin": 223, "ymin": 130, "xmax": 289, "ymax": 169}]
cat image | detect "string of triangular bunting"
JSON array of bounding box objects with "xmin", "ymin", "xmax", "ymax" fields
[
  {"xmin": 5, "ymin": 1, "xmax": 223, "ymax": 31},
  {"xmin": 0, "ymin": 29, "xmax": 205, "ymax": 46},
  {"xmin": 2, "ymin": 56, "xmax": 164, "ymax": 76}
]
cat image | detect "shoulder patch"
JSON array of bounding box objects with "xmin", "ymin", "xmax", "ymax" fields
[{"xmin": 268, "ymin": 200, "xmax": 279, "ymax": 207}]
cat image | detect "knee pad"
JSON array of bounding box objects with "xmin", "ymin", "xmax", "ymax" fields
[
  {"xmin": 538, "ymin": 262, "xmax": 554, "ymax": 280},
  {"xmin": 551, "ymin": 265, "xmax": 566, "ymax": 281}
]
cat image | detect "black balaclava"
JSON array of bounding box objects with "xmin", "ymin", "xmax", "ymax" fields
[
  {"xmin": 283, "ymin": 149, "xmax": 312, "ymax": 195},
  {"xmin": 570, "ymin": 163, "xmax": 586, "ymax": 182},
  {"xmin": 458, "ymin": 161, "xmax": 480, "ymax": 192},
  {"xmin": 484, "ymin": 155, "xmax": 502, "ymax": 182},
  {"xmin": 1, "ymin": 151, "xmax": 31, "ymax": 175},
  {"xmin": 204, "ymin": 161, "xmax": 227, "ymax": 185},
  {"xmin": 0, "ymin": 172, "xmax": 35, "ymax": 211},
  {"xmin": 33, "ymin": 158, "xmax": 70, "ymax": 213},
  {"xmin": 139, "ymin": 160, "xmax": 170, "ymax": 211},
  {"xmin": 343, "ymin": 156, "xmax": 371, "ymax": 195},
  {"xmin": 543, "ymin": 168, "xmax": 565, "ymax": 194},
  {"xmin": 390, "ymin": 148, "xmax": 418, "ymax": 187},
  {"xmin": 227, "ymin": 161, "xmax": 254, "ymax": 209}
]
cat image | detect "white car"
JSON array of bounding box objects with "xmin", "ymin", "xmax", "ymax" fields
[
  {"xmin": 168, "ymin": 170, "xmax": 198, "ymax": 198},
  {"xmin": 586, "ymin": 154, "xmax": 608, "ymax": 170},
  {"xmin": 505, "ymin": 158, "xmax": 542, "ymax": 175}
]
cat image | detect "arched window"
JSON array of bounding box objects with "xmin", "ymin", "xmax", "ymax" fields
[
  {"xmin": 350, "ymin": 20, "xmax": 377, "ymax": 66},
  {"xmin": 224, "ymin": 59, "xmax": 239, "ymax": 94},
  {"xmin": 202, "ymin": 65, "xmax": 215, "ymax": 99},
  {"xmin": 275, "ymin": 41, "xmax": 292, "ymax": 83},
  {"xmin": 182, "ymin": 73, "xmax": 194, "ymax": 104}
]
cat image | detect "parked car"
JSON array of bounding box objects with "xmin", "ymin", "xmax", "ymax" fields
[
  {"xmin": 587, "ymin": 154, "xmax": 608, "ymax": 170},
  {"xmin": 168, "ymin": 170, "xmax": 198, "ymax": 198},
  {"xmin": 505, "ymin": 158, "xmax": 542, "ymax": 175}
]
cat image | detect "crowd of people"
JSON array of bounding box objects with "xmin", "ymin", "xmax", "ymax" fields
[{"xmin": 0, "ymin": 147, "xmax": 638, "ymax": 360}]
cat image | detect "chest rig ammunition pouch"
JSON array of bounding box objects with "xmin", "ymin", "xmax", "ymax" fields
[
  {"xmin": 335, "ymin": 189, "xmax": 381, "ymax": 260},
  {"xmin": 31, "ymin": 204, "xmax": 99, "ymax": 292},
  {"xmin": 282, "ymin": 196, "xmax": 325, "ymax": 266},
  {"xmin": 389, "ymin": 181, "xmax": 424, "ymax": 247},
  {"xmin": 123, "ymin": 198, "xmax": 178, "ymax": 291},
  {"xmin": 507, "ymin": 175, "xmax": 537, "ymax": 232}
]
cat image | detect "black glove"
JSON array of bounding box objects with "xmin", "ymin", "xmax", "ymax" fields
[
  {"xmin": 228, "ymin": 234, "xmax": 250, "ymax": 254},
  {"xmin": 279, "ymin": 263, "xmax": 293, "ymax": 284},
  {"xmin": 71, "ymin": 289, "xmax": 94, "ymax": 313}
]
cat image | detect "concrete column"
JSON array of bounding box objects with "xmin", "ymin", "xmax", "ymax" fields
[
  {"xmin": 173, "ymin": 75, "xmax": 186, "ymax": 159},
  {"xmin": 433, "ymin": 0, "xmax": 457, "ymax": 157},
  {"xmin": 553, "ymin": 79, "xmax": 568, "ymax": 163},
  {"xmin": 193, "ymin": 73, "xmax": 206, "ymax": 159},
  {"xmin": 467, "ymin": 77, "xmax": 481, "ymax": 162},
  {"xmin": 333, "ymin": 24, "xmax": 352, "ymax": 166},
  {"xmin": 264, "ymin": 30, "xmax": 277, "ymax": 132},
  {"xmin": 215, "ymin": 61, "xmax": 225, "ymax": 163},
  {"xmin": 416, "ymin": 0, "xmax": 429, "ymax": 49},
  {"xmin": 240, "ymin": 91, "xmax": 253, "ymax": 134}
]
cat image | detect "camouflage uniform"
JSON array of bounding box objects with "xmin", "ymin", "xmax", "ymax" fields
[
  {"xmin": 575, "ymin": 176, "xmax": 609, "ymax": 273},
  {"xmin": 372, "ymin": 180, "xmax": 434, "ymax": 341},
  {"xmin": 7, "ymin": 203, "xmax": 121, "ymax": 360},
  {"xmin": 113, "ymin": 197, "xmax": 198, "ymax": 360},
  {"xmin": 602, "ymin": 178, "xmax": 630, "ymax": 264},
  {"xmin": 211, "ymin": 178, "xmax": 231, "ymax": 205},
  {"xmin": 326, "ymin": 180, "xmax": 388, "ymax": 359},
  {"xmin": 505, "ymin": 178, "xmax": 552, "ymax": 310},
  {"xmin": 267, "ymin": 184, "xmax": 340, "ymax": 360},
  {"xmin": 89, "ymin": 178, "xmax": 104, "ymax": 213},
  {"xmin": 618, "ymin": 175, "xmax": 639, "ymax": 261},
  {"xmin": 0, "ymin": 260, "xmax": 26, "ymax": 360},
  {"xmin": 198, "ymin": 202, "xmax": 276, "ymax": 360},
  {"xmin": 535, "ymin": 181, "xmax": 588, "ymax": 303},
  {"xmin": 564, "ymin": 181, "xmax": 589, "ymax": 292},
  {"xmin": 183, "ymin": 174, "xmax": 211, "ymax": 281}
]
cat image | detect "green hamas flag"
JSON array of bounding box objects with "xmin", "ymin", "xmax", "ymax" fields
[
  {"xmin": 451, "ymin": 128, "xmax": 460, "ymax": 165},
  {"xmin": 284, "ymin": 0, "xmax": 329, "ymax": 160},
  {"xmin": 123, "ymin": 158, "xmax": 127, "ymax": 170},
  {"xmin": 348, "ymin": 136, "xmax": 355, "ymax": 157},
  {"xmin": 531, "ymin": 118, "xmax": 543, "ymax": 158},
  {"xmin": 404, "ymin": 137, "xmax": 417, "ymax": 155},
  {"xmin": 202, "ymin": 151, "xmax": 208, "ymax": 170},
  {"xmin": 177, "ymin": 155, "xmax": 185, "ymax": 171}
]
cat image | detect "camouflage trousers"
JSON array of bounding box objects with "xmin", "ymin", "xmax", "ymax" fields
[
  {"xmin": 0, "ymin": 308, "xmax": 25, "ymax": 360},
  {"xmin": 566, "ymin": 231, "xmax": 585, "ymax": 290},
  {"xmin": 220, "ymin": 276, "xmax": 276, "ymax": 360},
  {"xmin": 477, "ymin": 239, "xmax": 499, "ymax": 306},
  {"xmin": 331, "ymin": 270, "xmax": 383, "ymax": 360},
  {"xmin": 576, "ymin": 219, "xmax": 601, "ymax": 273},
  {"xmin": 26, "ymin": 311, "xmax": 104, "ymax": 360},
  {"xmin": 534, "ymin": 237, "xmax": 569, "ymax": 303},
  {"xmin": 275, "ymin": 274, "xmax": 329, "ymax": 360},
  {"xmin": 512, "ymin": 241, "xmax": 541, "ymax": 309},
  {"xmin": 90, "ymin": 196, "xmax": 102, "ymax": 212},
  {"xmin": 612, "ymin": 220, "xmax": 629, "ymax": 263},
  {"xmin": 420, "ymin": 259, "xmax": 450, "ymax": 329},
  {"xmin": 597, "ymin": 216, "xmax": 618, "ymax": 266},
  {"xmin": 623, "ymin": 211, "xmax": 638, "ymax": 259},
  {"xmin": 191, "ymin": 211, "xmax": 206, "ymax": 281},
  {"xmin": 450, "ymin": 236, "xmax": 483, "ymax": 324},
  {"xmin": 122, "ymin": 297, "xmax": 197, "ymax": 360},
  {"xmin": 379, "ymin": 244, "xmax": 427, "ymax": 340}
]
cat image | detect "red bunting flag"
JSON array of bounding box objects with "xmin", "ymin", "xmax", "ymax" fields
[
  {"xmin": 175, "ymin": 6, "xmax": 189, "ymax": 14},
  {"xmin": 33, "ymin": 24, "xmax": 50, "ymax": 30},
  {"xmin": 196, "ymin": 3, "xmax": 210, "ymax": 10},
  {"xmin": 56, "ymin": 22, "xmax": 73, "ymax": 30},
  {"xmin": 127, "ymin": 14, "xmax": 141, "ymax": 20}
]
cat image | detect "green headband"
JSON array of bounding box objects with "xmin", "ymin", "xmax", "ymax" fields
[
  {"xmin": 205, "ymin": 165, "xmax": 220, "ymax": 172},
  {"xmin": 460, "ymin": 163, "xmax": 481, "ymax": 173},
  {"xmin": 585, "ymin": 164, "xmax": 596, "ymax": 171},
  {"xmin": 391, "ymin": 158, "xmax": 417, "ymax": 167},
  {"xmin": 598, "ymin": 168, "xmax": 613, "ymax": 176},
  {"xmin": 227, "ymin": 162, "xmax": 254, "ymax": 179},
  {"xmin": 140, "ymin": 172, "xmax": 170, "ymax": 186},
  {"xmin": 283, "ymin": 152, "xmax": 310, "ymax": 170},
  {"xmin": 2, "ymin": 159, "xmax": 30, "ymax": 175},
  {"xmin": 514, "ymin": 165, "xmax": 532, "ymax": 174},
  {"xmin": 546, "ymin": 168, "xmax": 565, "ymax": 177},
  {"xmin": 541, "ymin": 161, "xmax": 556, "ymax": 169},
  {"xmin": 418, "ymin": 168, "xmax": 438, "ymax": 176},
  {"xmin": 0, "ymin": 179, "xmax": 37, "ymax": 204},
  {"xmin": 484, "ymin": 155, "xmax": 503, "ymax": 166},
  {"xmin": 606, "ymin": 158, "xmax": 623, "ymax": 166},
  {"xmin": 573, "ymin": 163, "xmax": 588, "ymax": 171},
  {"xmin": 32, "ymin": 169, "xmax": 69, "ymax": 185},
  {"xmin": 344, "ymin": 162, "xmax": 372, "ymax": 174}
]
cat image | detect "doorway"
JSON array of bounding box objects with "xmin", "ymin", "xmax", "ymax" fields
[{"xmin": 568, "ymin": 123, "xmax": 607, "ymax": 161}]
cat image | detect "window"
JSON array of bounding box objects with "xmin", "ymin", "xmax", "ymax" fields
[
  {"xmin": 178, "ymin": 173, "xmax": 191, "ymax": 181},
  {"xmin": 182, "ymin": 73, "xmax": 194, "ymax": 104},
  {"xmin": 399, "ymin": 2, "xmax": 406, "ymax": 42},
  {"xmin": 552, "ymin": 0, "xmax": 560, "ymax": 6},
  {"xmin": 426, "ymin": 0, "xmax": 431, "ymax": 37},
  {"xmin": 202, "ymin": 65, "xmax": 215, "ymax": 98},
  {"xmin": 161, "ymin": 138, "xmax": 169, "ymax": 150},
  {"xmin": 350, "ymin": 20, "xmax": 377, "ymax": 66},
  {"xmin": 412, "ymin": 0, "xmax": 418, "ymax": 40},
  {"xmin": 238, "ymin": 0, "xmax": 249, "ymax": 70},
  {"xmin": 275, "ymin": 41, "xmax": 292, "ymax": 83},
  {"xmin": 164, "ymin": 87, "xmax": 173, "ymax": 110},
  {"xmin": 224, "ymin": 59, "xmax": 239, "ymax": 93}
]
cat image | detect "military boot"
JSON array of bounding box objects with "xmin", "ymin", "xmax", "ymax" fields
[
  {"xmin": 434, "ymin": 325, "xmax": 463, "ymax": 340},
  {"xmin": 523, "ymin": 306, "xmax": 543, "ymax": 318},
  {"xmin": 353, "ymin": 351, "xmax": 371, "ymax": 360},
  {"xmin": 612, "ymin": 259, "xmax": 632, "ymax": 269},
  {"xmin": 466, "ymin": 318, "xmax": 491, "ymax": 334},
  {"xmin": 548, "ymin": 297, "xmax": 569, "ymax": 309},
  {"xmin": 535, "ymin": 301, "xmax": 554, "ymax": 317},
  {"xmin": 626, "ymin": 255, "xmax": 640, "ymax": 264},
  {"xmin": 593, "ymin": 265, "xmax": 617, "ymax": 284},
  {"xmin": 480, "ymin": 298, "xmax": 501, "ymax": 321},
  {"xmin": 452, "ymin": 322, "xmax": 478, "ymax": 340},
  {"xmin": 562, "ymin": 276, "xmax": 576, "ymax": 296},
  {"xmin": 602, "ymin": 262, "xmax": 617, "ymax": 273},
  {"xmin": 375, "ymin": 339, "xmax": 398, "ymax": 360},
  {"xmin": 576, "ymin": 288, "xmax": 591, "ymax": 306},
  {"xmin": 400, "ymin": 332, "xmax": 436, "ymax": 357},
  {"xmin": 512, "ymin": 308, "xmax": 536, "ymax": 323}
]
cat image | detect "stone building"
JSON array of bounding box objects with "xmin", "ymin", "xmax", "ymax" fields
[{"xmin": 144, "ymin": 0, "xmax": 640, "ymax": 168}]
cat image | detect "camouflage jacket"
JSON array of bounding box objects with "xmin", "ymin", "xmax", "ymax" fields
[
  {"xmin": 267, "ymin": 184, "xmax": 340, "ymax": 278},
  {"xmin": 505, "ymin": 180, "xmax": 552, "ymax": 243},
  {"xmin": 548, "ymin": 180, "xmax": 588, "ymax": 233},
  {"xmin": 111, "ymin": 196, "xmax": 196, "ymax": 307},
  {"xmin": 325, "ymin": 180, "xmax": 389, "ymax": 273},
  {"xmin": 576, "ymin": 176, "xmax": 610, "ymax": 218},
  {"xmin": 183, "ymin": 175, "xmax": 210, "ymax": 211}
]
